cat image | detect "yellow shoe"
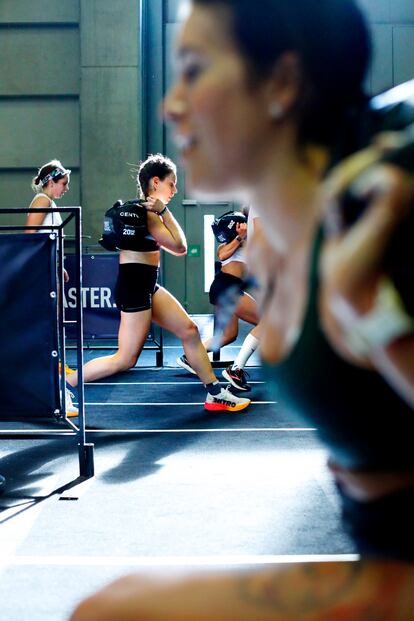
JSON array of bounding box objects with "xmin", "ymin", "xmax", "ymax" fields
[{"xmin": 59, "ymin": 362, "xmax": 75, "ymax": 376}]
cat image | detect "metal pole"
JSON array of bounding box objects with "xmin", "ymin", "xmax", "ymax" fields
[{"xmin": 74, "ymin": 207, "xmax": 94, "ymax": 477}]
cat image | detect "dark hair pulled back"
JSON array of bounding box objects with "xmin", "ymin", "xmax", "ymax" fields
[
  {"xmin": 137, "ymin": 154, "xmax": 177, "ymax": 198},
  {"xmin": 194, "ymin": 0, "xmax": 371, "ymax": 146},
  {"xmin": 31, "ymin": 158, "xmax": 69, "ymax": 192}
]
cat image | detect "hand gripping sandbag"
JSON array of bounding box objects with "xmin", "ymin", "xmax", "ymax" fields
[{"xmin": 211, "ymin": 211, "xmax": 247, "ymax": 244}]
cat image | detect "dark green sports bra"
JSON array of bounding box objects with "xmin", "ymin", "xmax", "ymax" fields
[{"xmin": 262, "ymin": 229, "xmax": 414, "ymax": 471}]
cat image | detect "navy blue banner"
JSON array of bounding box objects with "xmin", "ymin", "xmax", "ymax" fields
[
  {"xmin": 0, "ymin": 233, "xmax": 60, "ymax": 418},
  {"xmin": 64, "ymin": 253, "xmax": 120, "ymax": 339}
]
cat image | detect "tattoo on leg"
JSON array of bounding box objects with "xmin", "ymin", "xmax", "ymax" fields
[{"xmin": 236, "ymin": 562, "xmax": 410, "ymax": 620}]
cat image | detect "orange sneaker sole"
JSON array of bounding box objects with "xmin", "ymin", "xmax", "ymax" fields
[{"xmin": 204, "ymin": 400, "xmax": 250, "ymax": 412}]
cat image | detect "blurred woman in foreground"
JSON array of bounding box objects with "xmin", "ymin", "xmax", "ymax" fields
[{"xmin": 71, "ymin": 0, "xmax": 414, "ymax": 618}]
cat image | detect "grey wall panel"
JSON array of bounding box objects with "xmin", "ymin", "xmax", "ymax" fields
[
  {"xmin": 391, "ymin": 1, "xmax": 414, "ymax": 23},
  {"xmin": 81, "ymin": 0, "xmax": 139, "ymax": 67},
  {"xmin": 357, "ymin": 0, "xmax": 390, "ymax": 23},
  {"xmin": 0, "ymin": 0, "xmax": 81, "ymax": 224},
  {"xmin": 80, "ymin": 67, "xmax": 140, "ymax": 241},
  {"xmin": 394, "ymin": 26, "xmax": 414, "ymax": 85},
  {"xmin": 146, "ymin": 0, "xmax": 164, "ymax": 157},
  {"xmin": 0, "ymin": 0, "xmax": 79, "ymax": 24},
  {"xmin": 163, "ymin": 24, "xmax": 186, "ymax": 304},
  {"xmin": 369, "ymin": 25, "xmax": 394, "ymax": 94},
  {"xmin": 0, "ymin": 99, "xmax": 79, "ymax": 168},
  {"xmin": 79, "ymin": 0, "xmax": 142, "ymax": 243},
  {"xmin": 0, "ymin": 27, "xmax": 80, "ymax": 96}
]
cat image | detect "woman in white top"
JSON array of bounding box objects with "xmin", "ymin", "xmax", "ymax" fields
[
  {"xmin": 27, "ymin": 159, "xmax": 70, "ymax": 234},
  {"xmin": 27, "ymin": 158, "xmax": 71, "ymax": 282},
  {"xmin": 26, "ymin": 159, "xmax": 77, "ymax": 416},
  {"xmin": 177, "ymin": 207, "xmax": 261, "ymax": 391}
]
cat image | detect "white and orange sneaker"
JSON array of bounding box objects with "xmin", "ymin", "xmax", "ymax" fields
[
  {"xmin": 60, "ymin": 384, "xmax": 79, "ymax": 418},
  {"xmin": 204, "ymin": 386, "xmax": 250, "ymax": 412}
]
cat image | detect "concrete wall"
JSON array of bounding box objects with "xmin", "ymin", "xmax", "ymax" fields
[
  {"xmin": 0, "ymin": 0, "xmax": 80, "ymax": 226},
  {"xmin": 359, "ymin": 0, "xmax": 414, "ymax": 92},
  {"xmin": 0, "ymin": 0, "xmax": 413, "ymax": 243},
  {"xmin": 80, "ymin": 0, "xmax": 142, "ymax": 245},
  {"xmin": 0, "ymin": 0, "xmax": 142, "ymax": 244}
]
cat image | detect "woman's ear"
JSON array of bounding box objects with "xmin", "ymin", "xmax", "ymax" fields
[
  {"xmin": 266, "ymin": 52, "xmax": 302, "ymax": 120},
  {"xmin": 151, "ymin": 176, "xmax": 160, "ymax": 191}
]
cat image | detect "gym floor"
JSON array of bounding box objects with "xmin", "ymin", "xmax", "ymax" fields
[{"xmin": 0, "ymin": 317, "xmax": 356, "ymax": 621}]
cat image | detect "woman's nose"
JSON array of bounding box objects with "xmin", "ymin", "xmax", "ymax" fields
[{"xmin": 163, "ymin": 84, "xmax": 187, "ymax": 123}]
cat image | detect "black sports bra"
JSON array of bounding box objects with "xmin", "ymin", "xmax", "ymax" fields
[{"xmin": 262, "ymin": 230, "xmax": 414, "ymax": 471}]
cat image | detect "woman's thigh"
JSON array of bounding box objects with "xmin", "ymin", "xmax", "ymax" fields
[
  {"xmin": 117, "ymin": 309, "xmax": 153, "ymax": 359},
  {"xmin": 235, "ymin": 292, "xmax": 259, "ymax": 325},
  {"xmin": 151, "ymin": 287, "xmax": 196, "ymax": 337}
]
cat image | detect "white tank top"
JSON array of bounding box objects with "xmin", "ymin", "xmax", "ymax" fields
[
  {"xmin": 29, "ymin": 193, "xmax": 63, "ymax": 231},
  {"xmin": 221, "ymin": 245, "xmax": 246, "ymax": 266}
]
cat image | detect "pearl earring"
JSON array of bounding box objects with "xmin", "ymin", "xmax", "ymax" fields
[{"xmin": 268, "ymin": 101, "xmax": 284, "ymax": 120}]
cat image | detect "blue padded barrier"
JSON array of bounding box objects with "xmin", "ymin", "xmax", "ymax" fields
[{"xmin": 0, "ymin": 233, "xmax": 60, "ymax": 418}]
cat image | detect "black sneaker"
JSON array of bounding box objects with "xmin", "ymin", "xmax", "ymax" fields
[
  {"xmin": 176, "ymin": 354, "xmax": 197, "ymax": 375},
  {"xmin": 222, "ymin": 366, "xmax": 251, "ymax": 391}
]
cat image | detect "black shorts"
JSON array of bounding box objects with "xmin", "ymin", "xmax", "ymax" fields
[
  {"xmin": 209, "ymin": 271, "xmax": 244, "ymax": 306},
  {"xmin": 114, "ymin": 263, "xmax": 159, "ymax": 312},
  {"xmin": 338, "ymin": 483, "xmax": 414, "ymax": 561}
]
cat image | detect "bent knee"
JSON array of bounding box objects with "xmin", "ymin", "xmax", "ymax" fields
[
  {"xmin": 179, "ymin": 320, "xmax": 200, "ymax": 342},
  {"xmin": 114, "ymin": 354, "xmax": 138, "ymax": 373}
]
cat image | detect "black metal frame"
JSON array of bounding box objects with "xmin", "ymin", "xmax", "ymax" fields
[{"xmin": 0, "ymin": 207, "xmax": 94, "ymax": 479}]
